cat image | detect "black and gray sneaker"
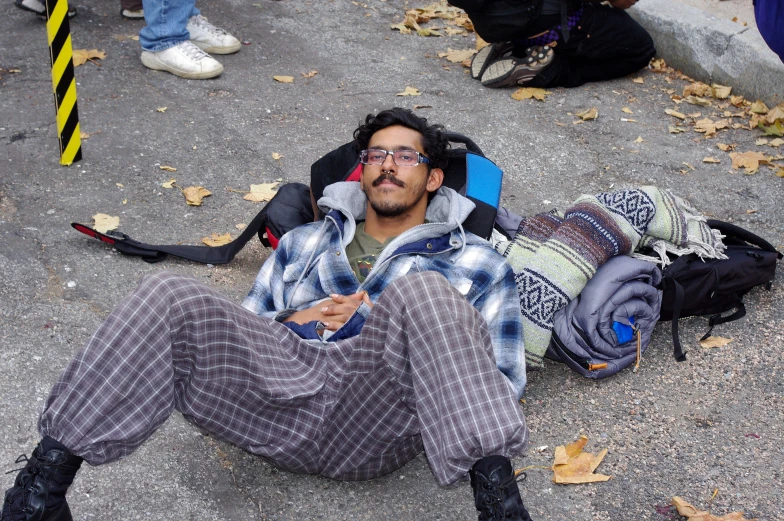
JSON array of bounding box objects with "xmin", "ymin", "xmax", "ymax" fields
[
  {"xmin": 2, "ymin": 437, "xmax": 82, "ymax": 521},
  {"xmin": 480, "ymin": 45, "xmax": 554, "ymax": 88},
  {"xmin": 14, "ymin": 0, "xmax": 77, "ymax": 18},
  {"xmin": 470, "ymin": 41, "xmax": 514, "ymax": 80},
  {"xmin": 469, "ymin": 456, "xmax": 532, "ymax": 521}
]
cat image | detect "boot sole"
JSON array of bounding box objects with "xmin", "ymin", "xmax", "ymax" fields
[
  {"xmin": 140, "ymin": 52, "xmax": 224, "ymax": 79},
  {"xmin": 470, "ymin": 42, "xmax": 513, "ymax": 80},
  {"xmin": 191, "ymin": 40, "xmax": 241, "ymax": 55},
  {"xmin": 481, "ymin": 47, "xmax": 554, "ymax": 88}
]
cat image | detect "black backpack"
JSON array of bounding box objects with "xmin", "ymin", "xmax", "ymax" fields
[
  {"xmin": 70, "ymin": 133, "xmax": 505, "ymax": 263},
  {"xmin": 658, "ymin": 219, "xmax": 782, "ymax": 361}
]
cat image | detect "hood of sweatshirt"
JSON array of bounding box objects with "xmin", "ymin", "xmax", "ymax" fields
[{"xmin": 318, "ymin": 181, "xmax": 477, "ymax": 248}]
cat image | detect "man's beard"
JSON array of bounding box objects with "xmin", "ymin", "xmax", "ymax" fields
[{"xmin": 366, "ymin": 172, "xmax": 427, "ymax": 218}]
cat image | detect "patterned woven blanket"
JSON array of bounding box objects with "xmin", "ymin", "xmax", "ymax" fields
[{"xmin": 495, "ymin": 186, "xmax": 727, "ymax": 369}]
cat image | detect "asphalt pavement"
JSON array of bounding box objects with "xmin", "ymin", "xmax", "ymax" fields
[{"xmin": 0, "ymin": 0, "xmax": 782, "ymax": 520}]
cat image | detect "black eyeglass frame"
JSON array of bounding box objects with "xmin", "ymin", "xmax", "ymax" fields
[{"xmin": 359, "ymin": 148, "xmax": 431, "ymax": 167}]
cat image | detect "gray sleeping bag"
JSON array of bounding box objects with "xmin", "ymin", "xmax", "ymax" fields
[{"xmin": 547, "ymin": 255, "xmax": 663, "ymax": 379}]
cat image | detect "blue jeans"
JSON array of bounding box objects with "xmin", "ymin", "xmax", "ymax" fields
[{"xmin": 139, "ymin": 0, "xmax": 200, "ymax": 52}]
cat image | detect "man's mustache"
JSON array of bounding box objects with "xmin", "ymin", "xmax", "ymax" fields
[{"xmin": 372, "ymin": 173, "xmax": 405, "ymax": 188}]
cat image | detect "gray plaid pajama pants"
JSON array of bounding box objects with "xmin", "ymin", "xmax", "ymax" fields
[{"xmin": 39, "ymin": 270, "xmax": 528, "ymax": 485}]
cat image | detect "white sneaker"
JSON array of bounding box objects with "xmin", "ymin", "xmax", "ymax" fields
[
  {"xmin": 186, "ymin": 14, "xmax": 241, "ymax": 54},
  {"xmin": 140, "ymin": 41, "xmax": 224, "ymax": 79}
]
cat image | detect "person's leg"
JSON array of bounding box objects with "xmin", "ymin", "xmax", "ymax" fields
[
  {"xmin": 138, "ymin": 0, "xmax": 197, "ymax": 52},
  {"xmin": 530, "ymin": 4, "xmax": 656, "ymax": 88},
  {"xmin": 4, "ymin": 272, "xmax": 332, "ymax": 519},
  {"xmin": 319, "ymin": 272, "xmax": 529, "ymax": 485}
]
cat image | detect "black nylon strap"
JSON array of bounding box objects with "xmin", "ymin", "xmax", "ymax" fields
[
  {"xmin": 560, "ymin": 0, "xmax": 570, "ymax": 42},
  {"xmin": 668, "ymin": 278, "xmax": 687, "ymax": 361}
]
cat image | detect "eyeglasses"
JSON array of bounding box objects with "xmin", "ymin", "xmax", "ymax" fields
[{"xmin": 359, "ymin": 148, "xmax": 431, "ymax": 167}]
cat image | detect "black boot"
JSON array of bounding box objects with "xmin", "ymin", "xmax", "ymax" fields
[
  {"xmin": 2, "ymin": 437, "xmax": 82, "ymax": 521},
  {"xmin": 469, "ymin": 456, "xmax": 532, "ymax": 521}
]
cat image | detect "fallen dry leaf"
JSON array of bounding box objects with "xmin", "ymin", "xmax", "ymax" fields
[
  {"xmin": 576, "ymin": 107, "xmax": 599, "ymax": 121},
  {"xmin": 750, "ymin": 100, "xmax": 769, "ymax": 114},
  {"xmin": 161, "ymin": 178, "xmax": 176, "ymax": 189},
  {"xmin": 72, "ymin": 49, "xmax": 106, "ymax": 67},
  {"xmin": 766, "ymin": 105, "xmax": 784, "ymax": 124},
  {"xmin": 552, "ymin": 435, "xmax": 611, "ymax": 484},
  {"xmin": 695, "ymin": 118, "xmax": 717, "ymax": 137},
  {"xmin": 672, "ymin": 496, "xmax": 756, "ymax": 521},
  {"xmin": 157, "ymin": 107, "xmax": 167, "ymax": 113},
  {"xmin": 511, "ymin": 87, "xmax": 550, "ymax": 101},
  {"xmin": 632, "ymin": 77, "xmax": 644, "ymax": 84},
  {"xmin": 768, "ymin": 138, "xmax": 784, "ymax": 147},
  {"xmin": 79, "ymin": 131, "xmax": 90, "ymax": 139},
  {"xmin": 182, "ymin": 186, "xmax": 212, "ymax": 206},
  {"xmin": 650, "ymin": 58, "xmax": 667, "ymax": 72},
  {"xmin": 116, "ymin": 183, "xmax": 124, "ymax": 188},
  {"xmin": 273, "ymin": 75, "xmax": 294, "ymax": 83},
  {"xmin": 438, "ymin": 48, "xmax": 476, "ymax": 63},
  {"xmin": 390, "ymin": 22, "xmax": 411, "ymax": 34},
  {"xmin": 235, "ymin": 223, "xmax": 247, "ymax": 230},
  {"xmin": 243, "ymin": 182, "xmax": 279, "ymax": 203},
  {"xmin": 159, "ymin": 165, "xmax": 177, "ymax": 172},
  {"xmin": 715, "ymin": 119, "xmax": 729, "ymax": 130},
  {"xmin": 92, "ymin": 213, "xmax": 119, "ymax": 234},
  {"xmin": 700, "ymin": 336, "xmax": 733, "ymax": 348},
  {"xmin": 729, "ymin": 151, "xmax": 771, "ymax": 174},
  {"xmin": 301, "ymin": 70, "xmax": 318, "ymax": 78},
  {"xmin": 756, "ymin": 138, "xmax": 770, "ymax": 146},
  {"xmin": 759, "ymin": 120, "xmax": 784, "ymax": 136},
  {"xmin": 271, "ymin": 152, "xmax": 284, "ymax": 160},
  {"xmin": 396, "ymin": 86, "xmax": 421, "ymax": 96},
  {"xmin": 730, "ymin": 95, "xmax": 746, "ymax": 107},
  {"xmin": 622, "ymin": 107, "xmax": 633, "ymax": 114},
  {"xmin": 683, "ymin": 82, "xmax": 712, "ymax": 97},
  {"xmin": 665, "ymin": 108, "xmax": 686, "ymax": 120},
  {"xmin": 669, "ymin": 125, "xmax": 686, "ymax": 133},
  {"xmin": 703, "ymin": 157, "xmax": 721, "ymax": 163},
  {"xmin": 634, "ymin": 136, "xmax": 644, "ymax": 143},
  {"xmin": 201, "ymin": 232, "xmax": 232, "ymax": 247},
  {"xmin": 685, "ymin": 95, "xmax": 712, "ymax": 107},
  {"xmin": 717, "ymin": 143, "xmax": 735, "ymax": 151},
  {"xmin": 712, "ymin": 84, "xmax": 732, "ymax": 99},
  {"xmin": 776, "ymin": 168, "xmax": 784, "ymax": 177}
]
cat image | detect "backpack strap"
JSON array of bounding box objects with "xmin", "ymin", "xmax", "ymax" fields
[
  {"xmin": 707, "ymin": 219, "xmax": 783, "ymax": 256},
  {"xmin": 699, "ymin": 303, "xmax": 747, "ymax": 342},
  {"xmin": 71, "ymin": 183, "xmax": 313, "ymax": 264},
  {"xmin": 665, "ymin": 276, "xmax": 688, "ymax": 362}
]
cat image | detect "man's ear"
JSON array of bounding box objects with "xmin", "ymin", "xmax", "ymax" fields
[{"xmin": 426, "ymin": 168, "xmax": 444, "ymax": 193}]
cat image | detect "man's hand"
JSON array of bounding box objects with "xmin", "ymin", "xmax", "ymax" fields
[
  {"xmin": 285, "ymin": 291, "xmax": 373, "ymax": 331},
  {"xmin": 608, "ymin": 0, "xmax": 638, "ymax": 10}
]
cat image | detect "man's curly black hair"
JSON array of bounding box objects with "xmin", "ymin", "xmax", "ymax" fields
[{"xmin": 353, "ymin": 108, "xmax": 450, "ymax": 171}]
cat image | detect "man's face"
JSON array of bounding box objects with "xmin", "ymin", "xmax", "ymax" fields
[{"xmin": 360, "ymin": 125, "xmax": 442, "ymax": 218}]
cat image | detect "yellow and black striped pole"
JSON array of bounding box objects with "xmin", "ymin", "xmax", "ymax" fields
[{"xmin": 45, "ymin": 0, "xmax": 81, "ymax": 165}]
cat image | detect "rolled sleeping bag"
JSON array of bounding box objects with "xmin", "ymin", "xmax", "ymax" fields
[{"xmin": 547, "ymin": 255, "xmax": 662, "ymax": 379}]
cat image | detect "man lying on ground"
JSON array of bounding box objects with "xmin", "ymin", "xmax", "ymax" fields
[{"xmin": 2, "ymin": 108, "xmax": 533, "ymax": 521}]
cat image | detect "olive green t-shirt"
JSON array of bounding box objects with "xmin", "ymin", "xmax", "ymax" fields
[{"xmin": 346, "ymin": 222, "xmax": 397, "ymax": 283}]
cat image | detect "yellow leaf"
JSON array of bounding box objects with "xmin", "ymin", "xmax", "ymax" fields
[
  {"xmin": 510, "ymin": 87, "xmax": 551, "ymax": 102},
  {"xmin": 72, "ymin": 49, "xmax": 106, "ymax": 67},
  {"xmin": 729, "ymin": 151, "xmax": 771, "ymax": 174},
  {"xmin": 632, "ymin": 77, "xmax": 644, "ymax": 84},
  {"xmin": 685, "ymin": 95, "xmax": 712, "ymax": 106},
  {"xmin": 80, "ymin": 131, "xmax": 90, "ymax": 139},
  {"xmin": 766, "ymin": 105, "xmax": 784, "ymax": 124},
  {"xmin": 672, "ymin": 496, "xmax": 756, "ymax": 521},
  {"xmin": 575, "ymin": 107, "xmax": 599, "ymax": 121},
  {"xmin": 243, "ymin": 182, "xmax": 279, "ymax": 203},
  {"xmin": 715, "ymin": 119, "xmax": 729, "ymax": 130},
  {"xmin": 717, "ymin": 143, "xmax": 734, "ymax": 151},
  {"xmin": 416, "ymin": 27, "xmax": 442, "ymax": 37},
  {"xmin": 665, "ymin": 108, "xmax": 686, "ymax": 120},
  {"xmin": 122, "ymin": 199, "xmax": 127, "ymax": 205},
  {"xmin": 159, "ymin": 165, "xmax": 177, "ymax": 172},
  {"xmin": 390, "ymin": 22, "xmax": 411, "ymax": 34},
  {"xmin": 756, "ymin": 138, "xmax": 770, "ymax": 146},
  {"xmin": 301, "ymin": 70, "xmax": 318, "ymax": 78},
  {"xmin": 271, "ymin": 152, "xmax": 284, "ymax": 160},
  {"xmin": 703, "ymin": 157, "xmax": 721, "ymax": 163},
  {"xmin": 116, "ymin": 183, "xmax": 124, "ymax": 188},
  {"xmin": 161, "ymin": 178, "xmax": 176, "ymax": 189},
  {"xmin": 669, "ymin": 125, "xmax": 686, "ymax": 133},
  {"xmin": 157, "ymin": 107, "xmax": 167, "ymax": 112},
  {"xmin": 438, "ymin": 48, "xmax": 477, "ymax": 63},
  {"xmin": 712, "ymin": 84, "xmax": 732, "ymax": 99},
  {"xmin": 768, "ymin": 138, "xmax": 784, "ymax": 147},
  {"xmin": 235, "ymin": 223, "xmax": 247, "ymax": 230},
  {"xmin": 683, "ymin": 82, "xmax": 712, "ymax": 97},
  {"xmin": 182, "ymin": 186, "xmax": 212, "ymax": 206},
  {"xmin": 396, "ymin": 86, "xmax": 421, "ymax": 96},
  {"xmin": 444, "ymin": 26, "xmax": 466, "ymax": 35},
  {"xmin": 551, "ymin": 436, "xmax": 611, "ymax": 484},
  {"xmin": 201, "ymin": 232, "xmax": 233, "ymax": 247},
  {"xmin": 92, "ymin": 213, "xmax": 120, "ymax": 234},
  {"xmin": 634, "ymin": 136, "xmax": 644, "ymax": 143},
  {"xmin": 694, "ymin": 118, "xmax": 717, "ymax": 137},
  {"xmin": 776, "ymin": 168, "xmax": 784, "ymax": 177},
  {"xmin": 273, "ymin": 75, "xmax": 294, "ymax": 83},
  {"xmin": 649, "ymin": 58, "xmax": 667, "ymax": 72},
  {"xmin": 750, "ymin": 100, "xmax": 769, "ymax": 114},
  {"xmin": 622, "ymin": 107, "xmax": 633, "ymax": 114}
]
